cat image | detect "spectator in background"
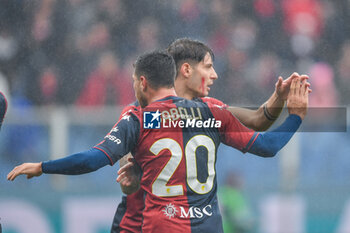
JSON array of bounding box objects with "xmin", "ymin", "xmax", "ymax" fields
[
  {"xmin": 1, "ymin": 0, "xmax": 350, "ymax": 106},
  {"xmin": 176, "ymin": 0, "xmax": 208, "ymax": 37},
  {"xmin": 245, "ymin": 51, "xmax": 281, "ymax": 103},
  {"xmin": 213, "ymin": 45, "xmax": 250, "ymax": 105},
  {"xmin": 96, "ymin": 0, "xmax": 131, "ymax": 60},
  {"xmin": 75, "ymin": 51, "xmax": 133, "ymax": 106},
  {"xmin": 308, "ymin": 62, "xmax": 338, "ymax": 131},
  {"xmin": 39, "ymin": 65, "xmax": 58, "ymax": 105},
  {"xmin": 309, "ymin": 62, "xmax": 338, "ymax": 107},
  {"xmin": 337, "ymin": 41, "xmax": 350, "ymax": 104},
  {"xmin": 31, "ymin": 0, "xmax": 55, "ymax": 44},
  {"xmin": 136, "ymin": 17, "xmax": 160, "ymax": 53},
  {"xmin": 282, "ymin": 0, "xmax": 324, "ymax": 58},
  {"xmin": 282, "ymin": 0, "xmax": 323, "ymax": 38}
]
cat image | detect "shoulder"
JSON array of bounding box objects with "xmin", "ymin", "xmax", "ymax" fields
[
  {"xmin": 198, "ymin": 97, "xmax": 228, "ymax": 108},
  {"xmin": 121, "ymin": 101, "xmax": 139, "ymax": 114},
  {"xmin": 120, "ymin": 101, "xmax": 141, "ymax": 120}
]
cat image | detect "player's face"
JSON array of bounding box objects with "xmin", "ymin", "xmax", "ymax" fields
[{"xmin": 187, "ymin": 53, "xmax": 218, "ymax": 97}]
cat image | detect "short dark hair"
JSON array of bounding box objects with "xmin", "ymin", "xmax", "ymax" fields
[
  {"xmin": 167, "ymin": 38, "xmax": 214, "ymax": 78},
  {"xmin": 134, "ymin": 50, "xmax": 176, "ymax": 89}
]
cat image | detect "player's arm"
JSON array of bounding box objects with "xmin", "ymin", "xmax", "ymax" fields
[
  {"xmin": 7, "ymin": 148, "xmax": 111, "ymax": 181},
  {"xmin": 247, "ymin": 77, "xmax": 309, "ymax": 156},
  {"xmin": 7, "ymin": 113, "xmax": 140, "ymax": 181},
  {"xmin": 227, "ymin": 73, "xmax": 309, "ymax": 131},
  {"xmin": 219, "ymin": 77, "xmax": 309, "ymax": 157}
]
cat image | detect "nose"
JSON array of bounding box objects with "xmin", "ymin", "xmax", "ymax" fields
[{"xmin": 211, "ymin": 69, "xmax": 218, "ymax": 80}]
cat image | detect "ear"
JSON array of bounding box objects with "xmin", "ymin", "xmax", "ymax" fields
[
  {"xmin": 179, "ymin": 62, "xmax": 192, "ymax": 79},
  {"xmin": 140, "ymin": 76, "xmax": 147, "ymax": 91}
]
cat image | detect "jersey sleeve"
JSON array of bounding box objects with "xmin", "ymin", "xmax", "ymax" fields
[
  {"xmin": 94, "ymin": 112, "xmax": 140, "ymax": 165},
  {"xmin": 208, "ymin": 102, "xmax": 258, "ymax": 153},
  {"xmin": 118, "ymin": 101, "xmax": 139, "ymax": 121},
  {"xmin": 201, "ymin": 97, "xmax": 228, "ymax": 109}
]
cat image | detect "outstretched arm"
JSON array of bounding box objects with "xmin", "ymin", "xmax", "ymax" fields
[
  {"xmin": 247, "ymin": 77, "xmax": 310, "ymax": 157},
  {"xmin": 7, "ymin": 111, "xmax": 140, "ymax": 181},
  {"xmin": 7, "ymin": 148, "xmax": 111, "ymax": 181},
  {"xmin": 227, "ymin": 73, "xmax": 310, "ymax": 131}
]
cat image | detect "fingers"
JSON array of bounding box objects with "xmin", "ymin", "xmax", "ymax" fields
[
  {"xmin": 7, "ymin": 163, "xmax": 41, "ymax": 181},
  {"xmin": 116, "ymin": 171, "xmax": 126, "ymax": 183},
  {"xmin": 120, "ymin": 179, "xmax": 131, "ymax": 187},
  {"xmin": 7, "ymin": 166, "xmax": 21, "ymax": 181},
  {"xmin": 301, "ymin": 75, "xmax": 311, "ymax": 94},
  {"xmin": 285, "ymin": 72, "xmax": 300, "ymax": 84},
  {"xmin": 117, "ymin": 162, "xmax": 134, "ymax": 175},
  {"xmin": 116, "ymin": 174, "xmax": 130, "ymax": 186},
  {"xmin": 275, "ymin": 76, "xmax": 283, "ymax": 88},
  {"xmin": 116, "ymin": 171, "xmax": 135, "ymax": 187},
  {"xmin": 290, "ymin": 76, "xmax": 299, "ymax": 97},
  {"xmin": 300, "ymin": 74, "xmax": 309, "ymax": 83},
  {"xmin": 305, "ymin": 84, "xmax": 311, "ymax": 96},
  {"xmin": 300, "ymin": 79, "xmax": 308, "ymax": 96}
]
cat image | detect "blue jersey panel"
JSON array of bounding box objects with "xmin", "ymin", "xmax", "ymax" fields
[
  {"xmin": 95, "ymin": 112, "xmax": 140, "ymax": 164},
  {"xmin": 174, "ymin": 99, "xmax": 224, "ymax": 233}
]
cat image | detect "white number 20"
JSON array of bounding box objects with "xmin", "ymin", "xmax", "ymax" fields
[{"xmin": 150, "ymin": 135, "xmax": 216, "ymax": 197}]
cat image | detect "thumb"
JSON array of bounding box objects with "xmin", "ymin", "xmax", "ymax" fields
[{"xmin": 276, "ymin": 76, "xmax": 283, "ymax": 88}]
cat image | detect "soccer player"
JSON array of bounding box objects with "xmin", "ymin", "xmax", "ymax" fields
[
  {"xmin": 0, "ymin": 91, "xmax": 8, "ymax": 130},
  {"xmin": 8, "ymin": 50, "xmax": 309, "ymax": 233},
  {"xmin": 112, "ymin": 38, "xmax": 310, "ymax": 233}
]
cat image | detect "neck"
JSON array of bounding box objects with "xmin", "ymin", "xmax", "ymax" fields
[
  {"xmin": 148, "ymin": 87, "xmax": 177, "ymax": 104},
  {"xmin": 174, "ymin": 77, "xmax": 194, "ymax": 100}
]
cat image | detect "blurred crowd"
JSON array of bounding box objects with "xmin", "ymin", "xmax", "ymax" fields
[{"xmin": 1, "ymin": 0, "xmax": 350, "ymax": 107}]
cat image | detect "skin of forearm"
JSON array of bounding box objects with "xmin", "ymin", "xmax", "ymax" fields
[
  {"xmin": 227, "ymin": 107, "xmax": 264, "ymax": 131},
  {"xmin": 227, "ymin": 91, "xmax": 285, "ymax": 132},
  {"xmin": 265, "ymin": 90, "xmax": 285, "ymax": 119}
]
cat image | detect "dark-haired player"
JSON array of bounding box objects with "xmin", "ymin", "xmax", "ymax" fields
[
  {"xmin": 8, "ymin": 50, "xmax": 309, "ymax": 233},
  {"xmin": 112, "ymin": 38, "xmax": 310, "ymax": 233}
]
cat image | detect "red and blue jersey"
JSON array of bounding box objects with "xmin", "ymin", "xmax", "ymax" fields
[
  {"xmin": 111, "ymin": 97, "xmax": 229, "ymax": 233},
  {"xmin": 96, "ymin": 96, "xmax": 256, "ymax": 233}
]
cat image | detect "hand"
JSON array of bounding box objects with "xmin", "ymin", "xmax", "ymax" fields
[
  {"xmin": 276, "ymin": 73, "xmax": 311, "ymax": 101},
  {"xmin": 7, "ymin": 162, "xmax": 43, "ymax": 181},
  {"xmin": 117, "ymin": 157, "xmax": 141, "ymax": 194},
  {"xmin": 287, "ymin": 77, "xmax": 310, "ymax": 120}
]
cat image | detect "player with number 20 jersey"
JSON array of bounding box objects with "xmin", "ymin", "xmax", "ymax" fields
[
  {"xmin": 111, "ymin": 96, "xmax": 228, "ymax": 232},
  {"xmin": 95, "ymin": 96, "xmax": 258, "ymax": 233}
]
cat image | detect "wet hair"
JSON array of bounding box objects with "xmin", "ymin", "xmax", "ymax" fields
[
  {"xmin": 167, "ymin": 38, "xmax": 214, "ymax": 78},
  {"xmin": 134, "ymin": 50, "xmax": 176, "ymax": 89}
]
